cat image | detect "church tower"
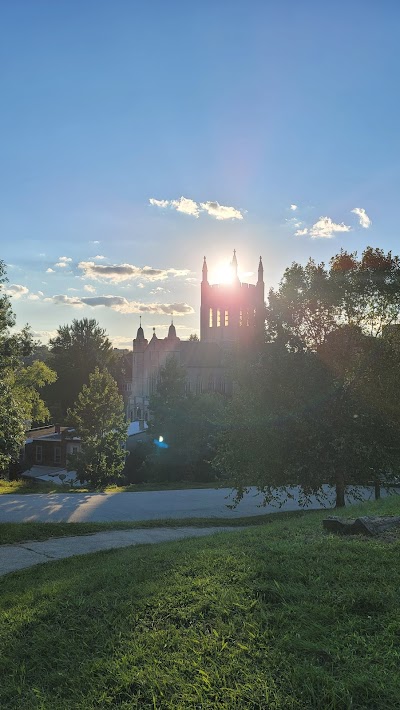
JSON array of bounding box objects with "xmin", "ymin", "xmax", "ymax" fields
[{"xmin": 200, "ymin": 251, "xmax": 265, "ymax": 344}]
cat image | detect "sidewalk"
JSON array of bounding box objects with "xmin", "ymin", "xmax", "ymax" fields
[{"xmin": 0, "ymin": 526, "xmax": 239, "ymax": 577}]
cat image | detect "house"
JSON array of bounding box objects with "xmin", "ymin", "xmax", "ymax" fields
[{"xmin": 24, "ymin": 424, "xmax": 81, "ymax": 469}]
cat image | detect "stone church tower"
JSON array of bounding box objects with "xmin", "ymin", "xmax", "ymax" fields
[
  {"xmin": 200, "ymin": 251, "xmax": 264, "ymax": 344},
  {"xmin": 127, "ymin": 252, "xmax": 265, "ymax": 421}
]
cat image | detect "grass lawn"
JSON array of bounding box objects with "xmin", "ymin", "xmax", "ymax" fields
[
  {"xmin": 1, "ymin": 496, "xmax": 400, "ymax": 709},
  {"xmin": 0, "ymin": 513, "xmax": 294, "ymax": 546},
  {"xmin": 0, "ymin": 478, "xmax": 229, "ymax": 495}
]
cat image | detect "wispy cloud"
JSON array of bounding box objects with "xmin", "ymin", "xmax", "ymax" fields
[
  {"xmin": 290, "ymin": 204, "xmax": 298, "ymax": 211},
  {"xmin": 5, "ymin": 284, "xmax": 29, "ymax": 298},
  {"xmin": 78, "ymin": 261, "xmax": 190, "ymax": 283},
  {"xmin": 309, "ymin": 216, "xmax": 352, "ymax": 239},
  {"xmin": 46, "ymin": 294, "xmax": 194, "ymax": 315},
  {"xmin": 55, "ymin": 256, "xmax": 72, "ymax": 268},
  {"xmin": 200, "ymin": 201, "xmax": 243, "ymax": 220},
  {"xmin": 295, "ymin": 228, "xmax": 308, "ymax": 236},
  {"xmin": 84, "ymin": 284, "xmax": 96, "ymax": 293},
  {"xmin": 149, "ymin": 196, "xmax": 244, "ymax": 220},
  {"xmin": 46, "ymin": 268, "xmax": 55, "ymax": 273},
  {"xmin": 351, "ymin": 207, "xmax": 371, "ymax": 229},
  {"xmin": 90, "ymin": 255, "xmax": 106, "ymax": 260}
]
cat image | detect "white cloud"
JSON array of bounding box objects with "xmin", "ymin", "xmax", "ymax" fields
[
  {"xmin": 91, "ymin": 255, "xmax": 106, "ymax": 260},
  {"xmin": 37, "ymin": 291, "xmax": 44, "ymax": 297},
  {"xmin": 149, "ymin": 198, "xmax": 170, "ymax": 208},
  {"xmin": 351, "ymin": 207, "xmax": 371, "ymax": 229},
  {"xmin": 290, "ymin": 204, "xmax": 298, "ymax": 211},
  {"xmin": 46, "ymin": 294, "xmax": 194, "ymax": 316},
  {"xmin": 90, "ymin": 240, "xmax": 100, "ymax": 244},
  {"xmin": 27, "ymin": 294, "xmax": 40, "ymax": 301},
  {"xmin": 55, "ymin": 256, "xmax": 72, "ymax": 268},
  {"xmin": 5, "ymin": 284, "xmax": 29, "ymax": 299},
  {"xmin": 199, "ymin": 201, "xmax": 243, "ymax": 220},
  {"xmin": 309, "ymin": 216, "xmax": 352, "ymax": 239},
  {"xmin": 78, "ymin": 261, "xmax": 189, "ymax": 283},
  {"xmin": 149, "ymin": 196, "xmax": 243, "ymax": 220},
  {"xmin": 84, "ymin": 284, "xmax": 96, "ymax": 293},
  {"xmin": 45, "ymin": 295, "xmax": 84, "ymax": 307},
  {"xmin": 46, "ymin": 268, "xmax": 55, "ymax": 273},
  {"xmin": 295, "ymin": 228, "xmax": 309, "ymax": 236},
  {"xmin": 137, "ymin": 283, "xmax": 145, "ymax": 289},
  {"xmin": 171, "ymin": 196, "xmax": 201, "ymax": 217}
]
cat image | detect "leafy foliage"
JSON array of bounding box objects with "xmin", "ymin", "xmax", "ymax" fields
[
  {"xmin": 67, "ymin": 368, "xmax": 127, "ymax": 486},
  {"xmin": 47, "ymin": 318, "xmax": 115, "ymax": 417},
  {"xmin": 266, "ymin": 247, "xmax": 400, "ymax": 350},
  {"xmin": 214, "ymin": 338, "xmax": 400, "ymax": 507},
  {"xmin": 147, "ymin": 357, "xmax": 225, "ymax": 482}
]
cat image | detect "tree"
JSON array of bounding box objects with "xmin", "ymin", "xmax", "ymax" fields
[
  {"xmin": 47, "ymin": 318, "xmax": 115, "ymax": 417},
  {"xmin": 10, "ymin": 360, "xmax": 57, "ymax": 426},
  {"xmin": 189, "ymin": 333, "xmax": 199, "ymax": 341},
  {"xmin": 67, "ymin": 368, "xmax": 127, "ymax": 486},
  {"xmin": 266, "ymin": 247, "xmax": 400, "ymax": 351},
  {"xmin": 147, "ymin": 357, "xmax": 224, "ymax": 482},
  {"xmin": 213, "ymin": 340, "xmax": 400, "ymax": 508},
  {"xmin": 0, "ymin": 260, "xmax": 37, "ymax": 470}
]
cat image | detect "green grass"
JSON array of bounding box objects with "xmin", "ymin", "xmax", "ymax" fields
[
  {"xmin": 0, "ymin": 513, "xmax": 295, "ymax": 546},
  {"xmin": 0, "ymin": 478, "xmax": 229, "ymax": 495},
  {"xmin": 1, "ymin": 496, "xmax": 400, "ymax": 709}
]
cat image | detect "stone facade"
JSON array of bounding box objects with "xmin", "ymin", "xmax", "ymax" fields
[{"xmin": 127, "ymin": 252, "xmax": 264, "ymax": 421}]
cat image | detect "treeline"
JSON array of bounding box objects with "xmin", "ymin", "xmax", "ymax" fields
[
  {"xmin": 2, "ymin": 246, "xmax": 400, "ymax": 506},
  {"xmin": 138, "ymin": 247, "xmax": 400, "ymax": 506}
]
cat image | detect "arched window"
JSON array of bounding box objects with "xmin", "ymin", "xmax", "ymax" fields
[
  {"xmin": 217, "ymin": 310, "xmax": 221, "ymax": 327},
  {"xmin": 224, "ymin": 310, "xmax": 229, "ymax": 326},
  {"xmin": 209, "ymin": 308, "xmax": 213, "ymax": 327}
]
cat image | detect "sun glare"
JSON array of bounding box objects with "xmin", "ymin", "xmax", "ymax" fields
[{"xmin": 212, "ymin": 262, "xmax": 234, "ymax": 284}]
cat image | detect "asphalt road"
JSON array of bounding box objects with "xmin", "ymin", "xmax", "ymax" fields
[{"xmin": 0, "ymin": 485, "xmax": 396, "ymax": 523}]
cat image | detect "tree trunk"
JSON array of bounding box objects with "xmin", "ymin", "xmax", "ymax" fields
[
  {"xmin": 335, "ymin": 473, "xmax": 346, "ymax": 508},
  {"xmin": 374, "ymin": 479, "xmax": 381, "ymax": 500}
]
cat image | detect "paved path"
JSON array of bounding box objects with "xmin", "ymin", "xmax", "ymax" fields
[
  {"xmin": 0, "ymin": 527, "xmax": 239, "ymax": 577},
  {"xmin": 0, "ymin": 485, "xmax": 396, "ymax": 523}
]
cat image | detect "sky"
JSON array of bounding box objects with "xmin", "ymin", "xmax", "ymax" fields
[{"xmin": 1, "ymin": 1, "xmax": 400, "ymax": 347}]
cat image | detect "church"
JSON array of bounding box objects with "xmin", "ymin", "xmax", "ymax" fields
[{"xmin": 126, "ymin": 251, "xmax": 265, "ymax": 422}]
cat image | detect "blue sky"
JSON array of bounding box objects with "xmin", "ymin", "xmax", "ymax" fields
[{"xmin": 1, "ymin": 1, "xmax": 400, "ymax": 346}]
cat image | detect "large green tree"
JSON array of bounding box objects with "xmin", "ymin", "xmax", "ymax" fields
[
  {"xmin": 214, "ymin": 339, "xmax": 400, "ymax": 508},
  {"xmin": 47, "ymin": 318, "xmax": 115, "ymax": 417},
  {"xmin": 266, "ymin": 247, "xmax": 400, "ymax": 351},
  {"xmin": 0, "ymin": 261, "xmax": 54, "ymax": 470},
  {"xmin": 67, "ymin": 368, "xmax": 127, "ymax": 487}
]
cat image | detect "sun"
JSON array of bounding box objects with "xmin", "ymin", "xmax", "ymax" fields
[{"xmin": 212, "ymin": 262, "xmax": 234, "ymax": 284}]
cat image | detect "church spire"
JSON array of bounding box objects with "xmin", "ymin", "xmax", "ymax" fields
[
  {"xmin": 202, "ymin": 255, "xmax": 208, "ymax": 283},
  {"xmin": 257, "ymin": 255, "xmax": 264, "ymax": 284},
  {"xmin": 231, "ymin": 249, "xmax": 240, "ymax": 284}
]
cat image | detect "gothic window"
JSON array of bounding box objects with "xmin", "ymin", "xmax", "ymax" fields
[
  {"xmin": 224, "ymin": 310, "xmax": 229, "ymax": 326},
  {"xmin": 209, "ymin": 308, "xmax": 213, "ymax": 327},
  {"xmin": 239, "ymin": 310, "xmax": 243, "ymax": 326},
  {"xmin": 217, "ymin": 309, "xmax": 221, "ymax": 327}
]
